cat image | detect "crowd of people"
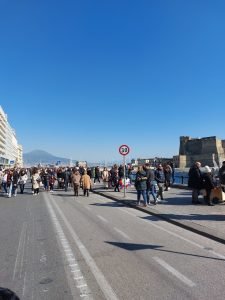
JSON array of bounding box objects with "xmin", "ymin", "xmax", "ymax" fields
[
  {"xmin": 188, "ymin": 161, "xmax": 225, "ymax": 206},
  {"xmin": 0, "ymin": 164, "xmax": 132, "ymax": 198},
  {"xmin": 1, "ymin": 161, "xmax": 225, "ymax": 208},
  {"xmin": 133, "ymin": 162, "xmax": 174, "ymax": 207}
]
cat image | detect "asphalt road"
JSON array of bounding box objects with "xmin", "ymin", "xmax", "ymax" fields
[{"xmin": 1, "ymin": 187, "xmax": 225, "ymax": 300}]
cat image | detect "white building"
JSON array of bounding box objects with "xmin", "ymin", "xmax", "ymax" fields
[{"xmin": 0, "ymin": 106, "xmax": 23, "ymax": 167}]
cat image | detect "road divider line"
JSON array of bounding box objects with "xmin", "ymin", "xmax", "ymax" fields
[
  {"xmin": 118, "ymin": 207, "xmax": 225, "ymax": 260},
  {"xmin": 114, "ymin": 227, "xmax": 132, "ymax": 241},
  {"xmin": 97, "ymin": 215, "xmax": 108, "ymax": 223},
  {"xmin": 48, "ymin": 194, "xmax": 119, "ymax": 300},
  {"xmin": 153, "ymin": 256, "xmax": 196, "ymax": 287}
]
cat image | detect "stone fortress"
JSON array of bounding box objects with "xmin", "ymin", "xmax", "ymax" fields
[{"xmin": 174, "ymin": 136, "xmax": 225, "ymax": 168}]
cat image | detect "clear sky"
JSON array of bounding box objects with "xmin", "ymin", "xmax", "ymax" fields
[{"xmin": 0, "ymin": 0, "xmax": 225, "ymax": 162}]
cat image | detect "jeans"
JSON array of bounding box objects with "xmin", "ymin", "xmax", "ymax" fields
[
  {"xmin": 137, "ymin": 190, "xmax": 147, "ymax": 205},
  {"xmin": 20, "ymin": 184, "xmax": 25, "ymax": 194},
  {"xmin": 147, "ymin": 185, "xmax": 157, "ymax": 203},
  {"xmin": 12, "ymin": 185, "xmax": 18, "ymax": 196},
  {"xmin": 3, "ymin": 182, "xmax": 7, "ymax": 193}
]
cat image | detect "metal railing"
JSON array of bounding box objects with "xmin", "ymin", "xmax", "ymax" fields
[{"xmin": 173, "ymin": 175, "xmax": 189, "ymax": 185}]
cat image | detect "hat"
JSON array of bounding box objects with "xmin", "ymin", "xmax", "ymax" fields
[{"xmin": 204, "ymin": 166, "xmax": 211, "ymax": 173}]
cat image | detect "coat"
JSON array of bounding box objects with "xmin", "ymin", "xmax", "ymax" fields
[
  {"xmin": 32, "ymin": 173, "xmax": 41, "ymax": 189},
  {"xmin": 71, "ymin": 173, "xmax": 81, "ymax": 186},
  {"xmin": 135, "ymin": 171, "xmax": 147, "ymax": 191},
  {"xmin": 81, "ymin": 174, "xmax": 92, "ymax": 190},
  {"xmin": 188, "ymin": 165, "xmax": 202, "ymax": 189},
  {"xmin": 202, "ymin": 173, "xmax": 214, "ymax": 191}
]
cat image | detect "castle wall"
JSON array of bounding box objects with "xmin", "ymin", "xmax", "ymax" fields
[{"xmin": 178, "ymin": 136, "xmax": 225, "ymax": 168}]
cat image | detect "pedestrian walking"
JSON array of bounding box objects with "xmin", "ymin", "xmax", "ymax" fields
[
  {"xmin": 144, "ymin": 164, "xmax": 157, "ymax": 205},
  {"xmin": 32, "ymin": 168, "xmax": 41, "ymax": 195},
  {"xmin": 11, "ymin": 169, "xmax": 20, "ymax": 197},
  {"xmin": 155, "ymin": 164, "xmax": 165, "ymax": 201},
  {"xmin": 81, "ymin": 171, "xmax": 92, "ymax": 197},
  {"xmin": 49, "ymin": 174, "xmax": 56, "ymax": 192},
  {"xmin": 19, "ymin": 169, "xmax": 28, "ymax": 194},
  {"xmin": 7, "ymin": 169, "xmax": 13, "ymax": 198},
  {"xmin": 71, "ymin": 169, "xmax": 81, "ymax": 196},
  {"xmin": 135, "ymin": 166, "xmax": 148, "ymax": 207},
  {"xmin": 113, "ymin": 171, "xmax": 120, "ymax": 192},
  {"xmin": 102, "ymin": 167, "xmax": 109, "ymax": 189},
  {"xmin": 164, "ymin": 163, "xmax": 172, "ymax": 191},
  {"xmin": 94, "ymin": 166, "xmax": 101, "ymax": 183}
]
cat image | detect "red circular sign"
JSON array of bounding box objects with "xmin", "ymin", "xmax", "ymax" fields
[{"xmin": 119, "ymin": 144, "xmax": 130, "ymax": 156}]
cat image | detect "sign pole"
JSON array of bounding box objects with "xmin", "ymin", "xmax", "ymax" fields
[
  {"xmin": 118, "ymin": 144, "xmax": 130, "ymax": 199},
  {"xmin": 124, "ymin": 155, "xmax": 126, "ymax": 198}
]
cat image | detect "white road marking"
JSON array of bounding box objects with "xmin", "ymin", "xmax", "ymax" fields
[
  {"xmin": 49, "ymin": 194, "xmax": 119, "ymax": 300},
  {"xmin": 70, "ymin": 263, "xmax": 78, "ymax": 267},
  {"xmin": 97, "ymin": 215, "xmax": 108, "ymax": 223},
  {"xmin": 118, "ymin": 207, "xmax": 225, "ymax": 259},
  {"xmin": 114, "ymin": 227, "xmax": 132, "ymax": 241},
  {"xmin": 13, "ymin": 222, "xmax": 27, "ymax": 280},
  {"xmin": 44, "ymin": 193, "xmax": 92, "ymax": 299},
  {"xmin": 153, "ymin": 256, "xmax": 196, "ymax": 287}
]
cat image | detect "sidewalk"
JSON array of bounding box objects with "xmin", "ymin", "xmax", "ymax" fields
[{"xmin": 92, "ymin": 184, "xmax": 225, "ymax": 245}]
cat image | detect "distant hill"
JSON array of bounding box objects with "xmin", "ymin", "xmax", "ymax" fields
[{"xmin": 23, "ymin": 150, "xmax": 75, "ymax": 166}]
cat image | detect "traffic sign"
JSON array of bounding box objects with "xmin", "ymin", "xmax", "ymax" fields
[{"xmin": 119, "ymin": 144, "xmax": 130, "ymax": 156}]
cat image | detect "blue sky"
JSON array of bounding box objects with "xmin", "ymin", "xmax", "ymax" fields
[{"xmin": 0, "ymin": 0, "xmax": 225, "ymax": 162}]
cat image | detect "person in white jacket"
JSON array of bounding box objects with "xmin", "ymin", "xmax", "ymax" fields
[{"xmin": 19, "ymin": 170, "xmax": 28, "ymax": 194}]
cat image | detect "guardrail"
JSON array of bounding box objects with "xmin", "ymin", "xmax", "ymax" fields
[{"xmin": 174, "ymin": 175, "xmax": 189, "ymax": 185}]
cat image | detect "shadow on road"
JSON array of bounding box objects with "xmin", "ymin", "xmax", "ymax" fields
[{"xmin": 105, "ymin": 241, "xmax": 225, "ymax": 261}]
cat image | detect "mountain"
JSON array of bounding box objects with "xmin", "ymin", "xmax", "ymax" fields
[{"xmin": 23, "ymin": 150, "xmax": 75, "ymax": 166}]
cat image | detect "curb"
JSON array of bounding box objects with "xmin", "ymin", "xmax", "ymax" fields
[{"xmin": 92, "ymin": 189, "xmax": 225, "ymax": 246}]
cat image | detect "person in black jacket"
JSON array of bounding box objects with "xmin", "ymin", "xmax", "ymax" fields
[
  {"xmin": 188, "ymin": 162, "xmax": 203, "ymax": 204},
  {"xmin": 155, "ymin": 164, "xmax": 165, "ymax": 200},
  {"xmin": 135, "ymin": 166, "xmax": 148, "ymax": 206},
  {"xmin": 144, "ymin": 164, "xmax": 157, "ymax": 205},
  {"xmin": 202, "ymin": 166, "xmax": 215, "ymax": 206}
]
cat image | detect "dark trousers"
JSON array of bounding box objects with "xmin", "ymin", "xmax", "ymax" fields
[
  {"xmin": 157, "ymin": 183, "xmax": 164, "ymax": 200},
  {"xmin": 34, "ymin": 188, "xmax": 39, "ymax": 194},
  {"xmin": 204, "ymin": 189, "xmax": 212, "ymax": 204},
  {"xmin": 94, "ymin": 176, "xmax": 100, "ymax": 183},
  {"xmin": 20, "ymin": 184, "xmax": 25, "ymax": 194},
  {"xmin": 74, "ymin": 184, "xmax": 79, "ymax": 196},
  {"xmin": 114, "ymin": 184, "xmax": 120, "ymax": 192},
  {"xmin": 83, "ymin": 189, "xmax": 89, "ymax": 196}
]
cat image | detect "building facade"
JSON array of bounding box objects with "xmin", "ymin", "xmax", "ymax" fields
[
  {"xmin": 0, "ymin": 106, "xmax": 23, "ymax": 168},
  {"xmin": 174, "ymin": 136, "xmax": 225, "ymax": 168}
]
